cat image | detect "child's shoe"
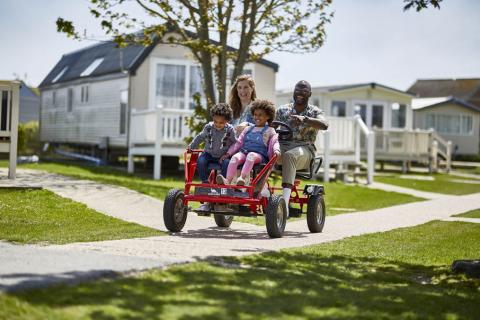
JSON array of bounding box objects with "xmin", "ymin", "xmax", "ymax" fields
[
  {"xmin": 236, "ymin": 177, "xmax": 245, "ymax": 186},
  {"xmin": 197, "ymin": 203, "xmax": 211, "ymax": 212},
  {"xmin": 216, "ymin": 174, "xmax": 228, "ymax": 185}
]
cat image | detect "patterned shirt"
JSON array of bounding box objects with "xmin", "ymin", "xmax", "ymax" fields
[{"xmin": 275, "ymin": 103, "xmax": 327, "ymax": 144}]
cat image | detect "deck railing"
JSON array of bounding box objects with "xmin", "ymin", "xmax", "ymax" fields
[
  {"xmin": 0, "ymin": 80, "xmax": 20, "ymax": 179},
  {"xmin": 318, "ymin": 116, "xmax": 375, "ymax": 183},
  {"xmin": 373, "ymin": 128, "xmax": 451, "ymax": 172},
  {"xmin": 128, "ymin": 108, "xmax": 451, "ymax": 180},
  {"xmin": 130, "ymin": 107, "xmax": 191, "ymax": 145}
]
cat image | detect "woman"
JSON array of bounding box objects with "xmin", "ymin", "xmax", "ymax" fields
[{"xmin": 228, "ymin": 74, "xmax": 257, "ymax": 136}]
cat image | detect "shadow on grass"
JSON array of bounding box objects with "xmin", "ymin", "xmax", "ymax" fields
[{"xmin": 8, "ymin": 253, "xmax": 479, "ymax": 319}]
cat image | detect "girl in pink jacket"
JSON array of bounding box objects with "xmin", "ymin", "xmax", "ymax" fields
[{"xmin": 217, "ymin": 100, "xmax": 280, "ymax": 186}]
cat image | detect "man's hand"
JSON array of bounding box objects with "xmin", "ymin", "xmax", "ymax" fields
[{"xmin": 290, "ymin": 114, "xmax": 306, "ymax": 126}]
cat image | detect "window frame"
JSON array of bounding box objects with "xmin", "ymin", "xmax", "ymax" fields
[
  {"xmin": 80, "ymin": 85, "xmax": 89, "ymax": 104},
  {"xmin": 425, "ymin": 113, "xmax": 474, "ymax": 136}
]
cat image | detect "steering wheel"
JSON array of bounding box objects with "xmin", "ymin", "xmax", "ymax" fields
[{"xmin": 271, "ymin": 120, "xmax": 293, "ymax": 141}]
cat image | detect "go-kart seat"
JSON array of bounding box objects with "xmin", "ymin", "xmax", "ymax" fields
[{"xmin": 275, "ymin": 156, "xmax": 323, "ymax": 180}]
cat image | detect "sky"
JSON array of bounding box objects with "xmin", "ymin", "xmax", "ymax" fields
[{"xmin": 0, "ymin": 0, "xmax": 479, "ymax": 92}]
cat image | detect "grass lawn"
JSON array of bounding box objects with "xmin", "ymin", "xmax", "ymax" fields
[
  {"xmin": 1, "ymin": 220, "xmax": 479, "ymax": 319},
  {"xmin": 1, "ymin": 161, "xmax": 425, "ymax": 227},
  {"xmin": 235, "ymin": 182, "xmax": 424, "ymax": 226},
  {"xmin": 0, "ymin": 189, "xmax": 164, "ymax": 244},
  {"xmin": 0, "ymin": 160, "xmax": 185, "ymax": 201},
  {"xmin": 454, "ymin": 208, "xmax": 480, "ymax": 218},
  {"xmin": 375, "ymin": 172, "xmax": 480, "ymax": 195}
]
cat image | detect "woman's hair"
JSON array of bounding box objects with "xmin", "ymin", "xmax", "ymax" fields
[
  {"xmin": 250, "ymin": 99, "xmax": 276, "ymax": 125},
  {"xmin": 210, "ymin": 103, "xmax": 233, "ymax": 121},
  {"xmin": 228, "ymin": 74, "xmax": 257, "ymax": 119}
]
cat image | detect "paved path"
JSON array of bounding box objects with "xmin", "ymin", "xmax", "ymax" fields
[
  {"xmin": 364, "ymin": 180, "xmax": 449, "ymax": 199},
  {"xmin": 442, "ymin": 217, "xmax": 480, "ymax": 224},
  {"xmin": 1, "ymin": 168, "xmax": 480, "ymax": 292}
]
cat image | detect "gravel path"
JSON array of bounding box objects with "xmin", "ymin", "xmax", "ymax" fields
[{"xmin": 1, "ymin": 168, "xmax": 479, "ymax": 292}]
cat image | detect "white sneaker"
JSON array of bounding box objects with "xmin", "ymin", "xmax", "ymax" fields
[
  {"xmin": 216, "ymin": 174, "xmax": 228, "ymax": 185},
  {"xmin": 236, "ymin": 177, "xmax": 245, "ymax": 186},
  {"xmin": 197, "ymin": 203, "xmax": 211, "ymax": 212},
  {"xmin": 260, "ymin": 185, "xmax": 271, "ymax": 197}
]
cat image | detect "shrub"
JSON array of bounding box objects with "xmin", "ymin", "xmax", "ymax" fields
[{"xmin": 17, "ymin": 121, "xmax": 41, "ymax": 155}]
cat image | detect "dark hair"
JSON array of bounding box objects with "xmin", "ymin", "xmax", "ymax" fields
[
  {"xmin": 210, "ymin": 103, "xmax": 233, "ymax": 121},
  {"xmin": 228, "ymin": 74, "xmax": 257, "ymax": 119},
  {"xmin": 250, "ymin": 99, "xmax": 276, "ymax": 125}
]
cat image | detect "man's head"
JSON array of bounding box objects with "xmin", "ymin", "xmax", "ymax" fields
[{"xmin": 293, "ymin": 80, "xmax": 312, "ymax": 107}]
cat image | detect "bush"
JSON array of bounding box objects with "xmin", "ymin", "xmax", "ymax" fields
[{"xmin": 17, "ymin": 121, "xmax": 41, "ymax": 155}]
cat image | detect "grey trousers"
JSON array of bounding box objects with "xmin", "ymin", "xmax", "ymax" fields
[{"xmin": 278, "ymin": 145, "xmax": 313, "ymax": 185}]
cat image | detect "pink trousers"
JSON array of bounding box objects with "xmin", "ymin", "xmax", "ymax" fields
[{"xmin": 226, "ymin": 152, "xmax": 263, "ymax": 181}]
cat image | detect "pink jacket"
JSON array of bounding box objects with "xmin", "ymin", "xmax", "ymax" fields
[{"xmin": 227, "ymin": 125, "xmax": 280, "ymax": 160}]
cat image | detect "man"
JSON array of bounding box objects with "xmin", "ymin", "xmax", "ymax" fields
[{"xmin": 275, "ymin": 80, "xmax": 329, "ymax": 216}]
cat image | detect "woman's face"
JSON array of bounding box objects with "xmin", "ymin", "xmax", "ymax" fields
[{"xmin": 236, "ymin": 80, "xmax": 254, "ymax": 102}]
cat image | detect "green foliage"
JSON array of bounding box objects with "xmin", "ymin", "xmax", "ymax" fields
[
  {"xmin": 376, "ymin": 173, "xmax": 480, "ymax": 195},
  {"xmin": 56, "ymin": 0, "xmax": 334, "ymax": 114},
  {"xmin": 1, "ymin": 221, "xmax": 479, "ymax": 319},
  {"xmin": 0, "ymin": 189, "xmax": 164, "ymax": 244},
  {"xmin": 403, "ymin": 0, "xmax": 443, "ymax": 11},
  {"xmin": 17, "ymin": 121, "xmax": 41, "ymax": 155},
  {"xmin": 185, "ymin": 93, "xmax": 210, "ymax": 142}
]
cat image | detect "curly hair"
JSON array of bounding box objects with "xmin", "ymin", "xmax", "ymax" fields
[
  {"xmin": 250, "ymin": 100, "xmax": 276, "ymax": 125},
  {"xmin": 228, "ymin": 74, "xmax": 257, "ymax": 119},
  {"xmin": 210, "ymin": 103, "xmax": 233, "ymax": 121}
]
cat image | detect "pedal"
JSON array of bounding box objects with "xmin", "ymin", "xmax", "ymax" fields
[
  {"xmin": 196, "ymin": 212, "xmax": 211, "ymax": 217},
  {"xmin": 288, "ymin": 207, "xmax": 302, "ymax": 218}
]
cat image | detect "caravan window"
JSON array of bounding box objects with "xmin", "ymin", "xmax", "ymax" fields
[
  {"xmin": 391, "ymin": 103, "xmax": 406, "ymax": 128},
  {"xmin": 189, "ymin": 66, "xmax": 205, "ymax": 109},
  {"xmin": 354, "ymin": 103, "xmax": 367, "ymax": 123},
  {"xmin": 331, "ymin": 100, "xmax": 346, "ymax": 117},
  {"xmin": 156, "ymin": 64, "xmax": 186, "ymax": 109},
  {"xmin": 425, "ymin": 114, "xmax": 473, "ymax": 135}
]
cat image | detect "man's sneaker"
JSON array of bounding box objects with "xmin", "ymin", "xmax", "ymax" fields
[
  {"xmin": 260, "ymin": 185, "xmax": 271, "ymax": 197},
  {"xmin": 197, "ymin": 203, "xmax": 211, "ymax": 212},
  {"xmin": 236, "ymin": 177, "xmax": 245, "ymax": 186},
  {"xmin": 216, "ymin": 174, "xmax": 228, "ymax": 185}
]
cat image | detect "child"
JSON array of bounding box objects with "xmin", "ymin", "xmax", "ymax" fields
[
  {"xmin": 189, "ymin": 103, "xmax": 237, "ymax": 210},
  {"xmin": 217, "ymin": 100, "xmax": 280, "ymax": 186}
]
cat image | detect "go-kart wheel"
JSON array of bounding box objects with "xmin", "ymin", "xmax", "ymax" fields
[
  {"xmin": 306, "ymin": 194, "xmax": 326, "ymax": 233},
  {"xmin": 214, "ymin": 214, "xmax": 233, "ymax": 228},
  {"xmin": 163, "ymin": 189, "xmax": 187, "ymax": 232},
  {"xmin": 265, "ymin": 195, "xmax": 287, "ymax": 238}
]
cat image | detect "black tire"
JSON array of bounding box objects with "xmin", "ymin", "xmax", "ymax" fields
[
  {"xmin": 307, "ymin": 194, "xmax": 326, "ymax": 233},
  {"xmin": 265, "ymin": 195, "xmax": 287, "ymax": 238},
  {"xmin": 214, "ymin": 214, "xmax": 234, "ymax": 228},
  {"xmin": 163, "ymin": 189, "xmax": 187, "ymax": 232}
]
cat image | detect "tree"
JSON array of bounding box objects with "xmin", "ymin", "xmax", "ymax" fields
[
  {"xmin": 403, "ymin": 0, "xmax": 443, "ymax": 11},
  {"xmin": 57, "ymin": 0, "xmax": 333, "ymax": 109}
]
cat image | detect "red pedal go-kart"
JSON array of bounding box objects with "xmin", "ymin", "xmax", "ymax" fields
[{"xmin": 163, "ymin": 121, "xmax": 326, "ymax": 238}]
